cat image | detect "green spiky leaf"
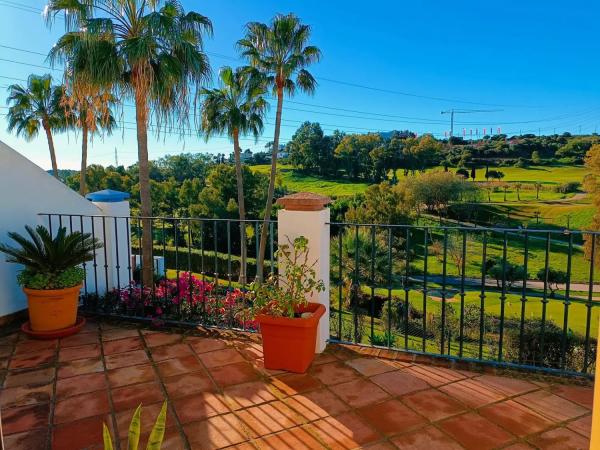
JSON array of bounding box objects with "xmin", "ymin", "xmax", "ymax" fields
[
  {"xmin": 128, "ymin": 404, "xmax": 142, "ymax": 450},
  {"xmin": 146, "ymin": 401, "xmax": 168, "ymax": 450}
]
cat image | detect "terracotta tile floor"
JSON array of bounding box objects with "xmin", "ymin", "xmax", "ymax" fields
[{"xmin": 0, "ymin": 319, "xmax": 594, "ymax": 450}]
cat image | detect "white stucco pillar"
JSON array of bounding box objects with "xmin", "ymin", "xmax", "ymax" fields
[
  {"xmin": 87, "ymin": 190, "xmax": 131, "ymax": 292},
  {"xmin": 276, "ymin": 192, "xmax": 331, "ymax": 353}
]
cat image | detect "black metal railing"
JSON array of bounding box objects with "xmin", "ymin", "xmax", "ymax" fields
[
  {"xmin": 41, "ymin": 213, "xmax": 276, "ymax": 331},
  {"xmin": 329, "ymin": 222, "xmax": 599, "ymax": 377},
  {"xmin": 41, "ymin": 213, "xmax": 598, "ymax": 377}
]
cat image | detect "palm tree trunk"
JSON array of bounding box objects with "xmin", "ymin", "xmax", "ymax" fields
[
  {"xmin": 134, "ymin": 91, "xmax": 154, "ymax": 288},
  {"xmin": 256, "ymin": 85, "xmax": 284, "ymax": 282},
  {"xmin": 43, "ymin": 120, "xmax": 59, "ymax": 178},
  {"xmin": 79, "ymin": 123, "xmax": 88, "ymax": 195},
  {"xmin": 233, "ymin": 129, "xmax": 247, "ymax": 284}
]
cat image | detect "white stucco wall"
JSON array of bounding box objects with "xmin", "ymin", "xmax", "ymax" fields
[
  {"xmin": 277, "ymin": 208, "xmax": 331, "ymax": 353},
  {"xmin": 0, "ymin": 140, "xmax": 104, "ymax": 317}
]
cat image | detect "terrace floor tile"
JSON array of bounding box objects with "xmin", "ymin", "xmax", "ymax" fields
[
  {"xmin": 0, "ymin": 402, "xmax": 50, "ymax": 435},
  {"xmin": 370, "ymin": 369, "xmax": 429, "ymax": 396},
  {"xmin": 4, "ymin": 429, "xmax": 48, "ymax": 450},
  {"xmin": 344, "ymin": 356, "xmax": 400, "ymax": 376},
  {"xmin": 438, "ymin": 378, "xmax": 506, "ymax": 408},
  {"xmin": 184, "ymin": 413, "xmax": 249, "ymax": 449},
  {"xmin": 439, "ymin": 412, "xmax": 515, "ymax": 450},
  {"xmin": 329, "ymin": 378, "xmax": 390, "ymax": 408},
  {"xmin": 163, "ymin": 371, "xmax": 216, "ymax": 399},
  {"xmin": 357, "ymin": 399, "xmax": 426, "ymax": 437},
  {"xmin": 566, "ymin": 414, "xmax": 592, "ymax": 438},
  {"xmin": 549, "ymin": 383, "xmax": 595, "ymax": 409},
  {"xmin": 156, "ymin": 354, "xmax": 204, "ymax": 377},
  {"xmin": 286, "ymin": 388, "xmax": 351, "ymax": 421},
  {"xmin": 390, "ymin": 425, "xmax": 464, "ymax": 450},
  {"xmin": 402, "ymin": 388, "xmax": 466, "ymax": 422},
  {"xmin": 57, "ymin": 357, "xmax": 103, "ymax": 379},
  {"xmin": 208, "ymin": 361, "xmax": 261, "ymax": 388},
  {"xmin": 479, "ymin": 399, "xmax": 554, "ymax": 437},
  {"xmin": 58, "ymin": 343, "xmax": 101, "ymax": 362},
  {"xmin": 197, "ymin": 347, "xmax": 246, "ymax": 368},
  {"xmin": 55, "ymin": 372, "xmax": 107, "ymax": 399},
  {"xmin": 0, "ymin": 321, "xmax": 592, "ymax": 450},
  {"xmin": 150, "ymin": 342, "xmax": 194, "ymax": 361},
  {"xmin": 527, "ymin": 427, "xmax": 590, "ymax": 450},
  {"xmin": 513, "ymin": 390, "xmax": 589, "ymax": 422},
  {"xmin": 311, "ymin": 412, "xmax": 381, "ymax": 449},
  {"xmin": 104, "ymin": 349, "xmax": 149, "ymax": 369},
  {"xmin": 3, "ymin": 366, "xmax": 55, "ymax": 388},
  {"xmin": 9, "ymin": 349, "xmax": 55, "ymax": 370},
  {"xmin": 102, "ymin": 336, "xmax": 144, "ymax": 355},
  {"xmin": 107, "ymin": 363, "xmax": 156, "ymax": 388},
  {"xmin": 173, "ymin": 392, "xmax": 231, "ymax": 424},
  {"xmin": 310, "ymin": 361, "xmax": 361, "ymax": 386},
  {"xmin": 271, "ymin": 372, "xmax": 322, "ymax": 396}
]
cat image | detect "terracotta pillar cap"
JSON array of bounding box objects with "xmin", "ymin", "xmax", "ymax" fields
[{"xmin": 276, "ymin": 192, "xmax": 331, "ymax": 211}]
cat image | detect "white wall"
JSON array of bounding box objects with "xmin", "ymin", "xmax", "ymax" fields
[
  {"xmin": 277, "ymin": 208, "xmax": 331, "ymax": 353},
  {"xmin": 0, "ymin": 140, "xmax": 104, "ymax": 317}
]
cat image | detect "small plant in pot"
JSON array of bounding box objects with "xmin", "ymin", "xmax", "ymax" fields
[
  {"xmin": 0, "ymin": 225, "xmax": 102, "ymax": 333},
  {"xmin": 248, "ymin": 236, "xmax": 325, "ymax": 373}
]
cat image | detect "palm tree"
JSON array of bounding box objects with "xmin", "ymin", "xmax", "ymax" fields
[
  {"xmin": 46, "ymin": 0, "xmax": 212, "ymax": 286},
  {"xmin": 6, "ymin": 74, "xmax": 66, "ymax": 178},
  {"xmin": 200, "ymin": 66, "xmax": 268, "ymax": 283},
  {"xmin": 63, "ymin": 90, "xmax": 117, "ymax": 195},
  {"xmin": 238, "ymin": 13, "xmax": 321, "ymax": 281}
]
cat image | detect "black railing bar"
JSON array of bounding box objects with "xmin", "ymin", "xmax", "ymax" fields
[
  {"xmin": 38, "ymin": 213, "xmax": 275, "ymax": 223},
  {"xmin": 327, "ymin": 221, "xmax": 600, "ymax": 235}
]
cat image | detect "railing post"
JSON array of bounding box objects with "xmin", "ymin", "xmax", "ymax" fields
[
  {"xmin": 276, "ymin": 192, "xmax": 331, "ymax": 353},
  {"xmin": 591, "ymin": 314, "xmax": 600, "ymax": 449},
  {"xmin": 87, "ymin": 189, "xmax": 131, "ymax": 293}
]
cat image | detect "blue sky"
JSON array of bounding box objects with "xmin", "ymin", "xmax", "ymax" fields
[{"xmin": 1, "ymin": 0, "xmax": 599, "ymax": 170}]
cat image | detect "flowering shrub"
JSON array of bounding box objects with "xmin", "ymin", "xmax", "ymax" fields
[
  {"xmin": 248, "ymin": 236, "xmax": 325, "ymax": 318},
  {"xmin": 116, "ymin": 272, "xmax": 255, "ymax": 328}
]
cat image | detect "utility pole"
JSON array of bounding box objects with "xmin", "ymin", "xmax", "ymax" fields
[
  {"xmin": 441, "ymin": 109, "xmax": 503, "ymax": 139},
  {"xmin": 114, "ymin": 147, "xmax": 118, "ymax": 166}
]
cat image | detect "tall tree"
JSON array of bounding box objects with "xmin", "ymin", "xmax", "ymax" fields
[
  {"xmin": 238, "ymin": 13, "xmax": 321, "ymax": 281},
  {"xmin": 63, "ymin": 89, "xmax": 117, "ymax": 195},
  {"xmin": 200, "ymin": 66, "xmax": 268, "ymax": 283},
  {"xmin": 6, "ymin": 74, "xmax": 66, "ymax": 178},
  {"xmin": 47, "ymin": 0, "xmax": 213, "ymax": 286}
]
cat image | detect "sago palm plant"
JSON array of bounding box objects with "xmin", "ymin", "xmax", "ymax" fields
[
  {"xmin": 238, "ymin": 13, "xmax": 321, "ymax": 281},
  {"xmin": 6, "ymin": 74, "xmax": 67, "ymax": 178},
  {"xmin": 46, "ymin": 0, "xmax": 213, "ymax": 287},
  {"xmin": 0, "ymin": 225, "xmax": 102, "ymax": 289},
  {"xmin": 200, "ymin": 66, "xmax": 268, "ymax": 283}
]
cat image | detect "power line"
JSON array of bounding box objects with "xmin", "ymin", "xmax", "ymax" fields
[{"xmin": 2, "ymin": 44, "xmax": 596, "ymax": 128}]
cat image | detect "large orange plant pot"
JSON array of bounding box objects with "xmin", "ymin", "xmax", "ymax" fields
[
  {"xmin": 257, "ymin": 302, "xmax": 325, "ymax": 373},
  {"xmin": 23, "ymin": 284, "xmax": 82, "ymax": 332}
]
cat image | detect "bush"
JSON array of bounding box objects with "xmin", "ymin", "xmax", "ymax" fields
[
  {"xmin": 369, "ymin": 330, "xmax": 397, "ymax": 347},
  {"xmin": 486, "ymin": 259, "xmax": 526, "ymax": 288},
  {"xmin": 455, "ymin": 168, "xmax": 469, "ymax": 178},
  {"xmin": 554, "ymin": 182, "xmax": 580, "ymax": 194},
  {"xmin": 504, "ymin": 318, "xmax": 593, "ymax": 372}
]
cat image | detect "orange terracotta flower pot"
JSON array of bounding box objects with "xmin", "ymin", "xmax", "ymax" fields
[
  {"xmin": 23, "ymin": 284, "xmax": 82, "ymax": 332},
  {"xmin": 257, "ymin": 302, "xmax": 325, "ymax": 373}
]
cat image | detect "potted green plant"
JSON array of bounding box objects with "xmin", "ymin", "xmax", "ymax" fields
[
  {"xmin": 248, "ymin": 236, "xmax": 325, "ymax": 373},
  {"xmin": 0, "ymin": 225, "xmax": 102, "ymax": 333}
]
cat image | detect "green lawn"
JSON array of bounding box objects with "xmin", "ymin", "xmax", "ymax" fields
[
  {"xmin": 251, "ymin": 163, "xmax": 589, "ymax": 198},
  {"xmin": 251, "ymin": 164, "xmax": 368, "ymax": 197}
]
